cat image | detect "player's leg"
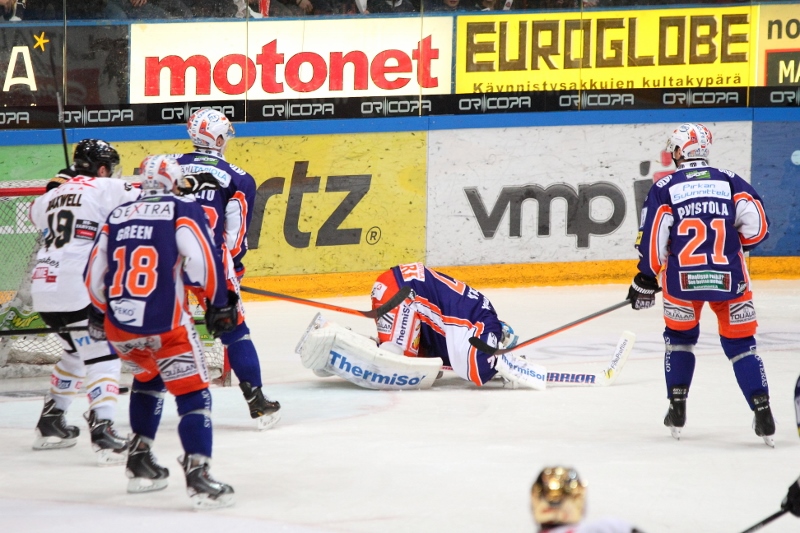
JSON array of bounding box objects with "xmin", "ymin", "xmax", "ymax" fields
[
  {"xmin": 74, "ymin": 316, "xmax": 127, "ymax": 465},
  {"xmin": 107, "ymin": 328, "xmax": 170, "ymax": 493},
  {"xmin": 711, "ymin": 293, "xmax": 774, "ymax": 446},
  {"xmin": 160, "ymin": 324, "xmax": 234, "ymax": 509},
  {"xmin": 661, "ymin": 287, "xmax": 704, "ymax": 439},
  {"xmin": 33, "ymin": 310, "xmax": 85, "ymax": 450},
  {"xmin": 222, "ymin": 277, "xmax": 280, "ymax": 430}
]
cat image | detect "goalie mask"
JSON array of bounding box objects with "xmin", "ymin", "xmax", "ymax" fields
[
  {"xmin": 139, "ymin": 154, "xmax": 183, "ymax": 193},
  {"xmin": 666, "ymin": 123, "xmax": 712, "ymax": 163},
  {"xmin": 187, "ymin": 108, "xmax": 235, "ymax": 154},
  {"xmin": 531, "ymin": 466, "xmax": 587, "ymax": 528},
  {"xmin": 73, "ymin": 139, "xmax": 121, "ymax": 178}
]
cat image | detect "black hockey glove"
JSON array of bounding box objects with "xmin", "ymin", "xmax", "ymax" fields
[
  {"xmin": 627, "ymin": 273, "xmax": 659, "ymax": 310},
  {"xmin": 177, "ymin": 172, "xmax": 219, "ymax": 195},
  {"xmin": 87, "ymin": 306, "xmax": 107, "ymax": 341},
  {"xmin": 782, "ymin": 479, "xmax": 800, "ymax": 517},
  {"xmin": 205, "ymin": 290, "xmax": 239, "ymax": 338}
]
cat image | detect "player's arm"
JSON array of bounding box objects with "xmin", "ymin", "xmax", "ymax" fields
[
  {"xmin": 224, "ymin": 173, "xmax": 255, "ymax": 275},
  {"xmin": 732, "ymin": 177, "xmax": 770, "ymax": 251},
  {"xmin": 83, "ymin": 223, "xmax": 111, "ymax": 312},
  {"xmin": 176, "ymin": 206, "xmax": 228, "ymax": 309},
  {"xmin": 629, "ymin": 187, "xmax": 669, "ymax": 309}
]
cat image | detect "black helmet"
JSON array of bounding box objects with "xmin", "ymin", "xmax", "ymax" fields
[{"xmin": 73, "ymin": 139, "xmax": 121, "ymax": 177}]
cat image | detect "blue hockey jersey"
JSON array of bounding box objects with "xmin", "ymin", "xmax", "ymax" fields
[
  {"xmin": 174, "ymin": 150, "xmax": 256, "ymax": 274},
  {"xmin": 635, "ymin": 161, "xmax": 769, "ymax": 301},
  {"xmin": 85, "ymin": 193, "xmax": 228, "ymax": 335}
]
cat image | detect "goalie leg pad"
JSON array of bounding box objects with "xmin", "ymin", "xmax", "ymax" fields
[{"xmin": 299, "ymin": 322, "xmax": 442, "ymax": 390}]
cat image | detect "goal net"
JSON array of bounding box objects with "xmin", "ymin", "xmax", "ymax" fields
[{"xmin": 0, "ymin": 180, "xmax": 230, "ymax": 384}]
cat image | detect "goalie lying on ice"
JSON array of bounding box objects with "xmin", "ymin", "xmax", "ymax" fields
[{"xmin": 294, "ymin": 262, "xmax": 547, "ymax": 391}]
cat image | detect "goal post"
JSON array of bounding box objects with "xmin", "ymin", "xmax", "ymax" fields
[{"xmin": 0, "ymin": 180, "xmax": 230, "ymax": 384}]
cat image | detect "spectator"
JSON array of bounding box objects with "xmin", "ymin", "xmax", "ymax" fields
[
  {"xmin": 107, "ymin": 0, "xmax": 193, "ymax": 19},
  {"xmin": 1, "ymin": 0, "xmax": 23, "ymax": 20},
  {"xmin": 423, "ymin": 0, "xmax": 467, "ymax": 12},
  {"xmin": 24, "ymin": 1, "xmax": 128, "ymax": 20}
]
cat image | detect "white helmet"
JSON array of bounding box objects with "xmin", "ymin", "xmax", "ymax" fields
[
  {"xmin": 530, "ymin": 466, "xmax": 587, "ymax": 528},
  {"xmin": 139, "ymin": 154, "xmax": 183, "ymax": 193},
  {"xmin": 666, "ymin": 123, "xmax": 712, "ymax": 161},
  {"xmin": 187, "ymin": 108, "xmax": 235, "ymax": 154}
]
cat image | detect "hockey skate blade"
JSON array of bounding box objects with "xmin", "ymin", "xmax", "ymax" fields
[
  {"xmin": 190, "ymin": 491, "xmax": 235, "ymax": 511},
  {"xmin": 95, "ymin": 448, "xmax": 127, "ymax": 467},
  {"xmin": 32, "ymin": 431, "xmax": 78, "ymax": 450},
  {"xmin": 669, "ymin": 426, "xmax": 682, "ymax": 440},
  {"xmin": 256, "ymin": 411, "xmax": 281, "ymax": 431},
  {"xmin": 295, "ymin": 312, "xmax": 325, "ymax": 355},
  {"xmin": 762, "ymin": 435, "xmax": 775, "ymax": 448},
  {"xmin": 127, "ymin": 476, "xmax": 169, "ymax": 494}
]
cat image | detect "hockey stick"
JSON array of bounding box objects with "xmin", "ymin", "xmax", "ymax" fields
[
  {"xmin": 47, "ymin": 37, "xmax": 69, "ymax": 167},
  {"xmin": 239, "ymin": 285, "xmax": 411, "ymax": 319},
  {"xmin": 440, "ymin": 330, "xmax": 635, "ymax": 388},
  {"xmin": 0, "ymin": 319, "xmax": 208, "ymax": 337},
  {"xmin": 794, "ymin": 374, "xmax": 800, "ymax": 437},
  {"xmin": 739, "ymin": 510, "xmax": 788, "ymax": 533},
  {"xmin": 469, "ymin": 300, "xmax": 630, "ymax": 355}
]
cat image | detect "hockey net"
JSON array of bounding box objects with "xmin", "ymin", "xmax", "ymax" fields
[{"xmin": 0, "ymin": 180, "xmax": 230, "ymax": 384}]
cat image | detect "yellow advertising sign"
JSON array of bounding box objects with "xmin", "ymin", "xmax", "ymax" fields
[
  {"xmin": 111, "ymin": 132, "xmax": 427, "ymax": 277},
  {"xmin": 756, "ymin": 4, "xmax": 800, "ymax": 86},
  {"xmin": 456, "ymin": 6, "xmax": 756, "ymax": 93}
]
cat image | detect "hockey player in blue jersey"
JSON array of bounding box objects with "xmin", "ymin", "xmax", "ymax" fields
[
  {"xmin": 85, "ymin": 155, "xmax": 238, "ymax": 509},
  {"xmin": 174, "ymin": 108, "xmax": 280, "ymax": 430},
  {"xmin": 296, "ymin": 263, "xmax": 545, "ymax": 390},
  {"xmin": 628, "ymin": 123, "xmax": 775, "ymax": 446}
]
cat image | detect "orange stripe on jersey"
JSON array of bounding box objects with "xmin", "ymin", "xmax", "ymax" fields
[
  {"xmin": 229, "ymin": 191, "xmax": 247, "ymax": 259},
  {"xmin": 85, "ymin": 225, "xmax": 109, "ymax": 312},
  {"xmin": 648, "ymin": 205, "xmax": 672, "ymax": 276},
  {"xmin": 467, "ymin": 322, "xmax": 486, "ymax": 386},
  {"xmin": 734, "ymin": 192, "xmax": 768, "ymax": 246},
  {"xmin": 176, "ymin": 216, "xmax": 219, "ymax": 302}
]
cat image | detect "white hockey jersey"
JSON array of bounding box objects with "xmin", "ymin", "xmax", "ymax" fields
[
  {"xmin": 543, "ymin": 517, "xmax": 638, "ymax": 533},
  {"xmin": 29, "ymin": 176, "xmax": 140, "ymax": 312}
]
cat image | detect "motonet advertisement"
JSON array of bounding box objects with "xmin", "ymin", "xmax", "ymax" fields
[
  {"xmin": 456, "ymin": 6, "xmax": 755, "ymax": 94},
  {"xmin": 756, "ymin": 4, "xmax": 800, "ymax": 86},
  {"xmin": 426, "ymin": 122, "xmax": 751, "ymax": 266},
  {"xmin": 130, "ymin": 18, "xmax": 452, "ymax": 103}
]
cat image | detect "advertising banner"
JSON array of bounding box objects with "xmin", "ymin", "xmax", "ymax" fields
[
  {"xmin": 455, "ymin": 6, "xmax": 756, "ymax": 94},
  {"xmin": 130, "ymin": 17, "xmax": 453, "ymax": 103},
  {"xmin": 750, "ymin": 4, "xmax": 800, "ymax": 106},
  {"xmin": 426, "ymin": 122, "xmax": 751, "ymax": 266}
]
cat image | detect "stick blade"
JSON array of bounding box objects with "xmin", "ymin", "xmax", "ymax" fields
[
  {"xmin": 597, "ymin": 330, "xmax": 635, "ymax": 387},
  {"xmin": 468, "ymin": 336, "xmax": 498, "ymax": 355}
]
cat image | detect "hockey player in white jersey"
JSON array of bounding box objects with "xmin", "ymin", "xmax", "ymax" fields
[
  {"xmin": 531, "ymin": 467, "xmax": 645, "ymax": 533},
  {"xmin": 29, "ymin": 139, "xmax": 140, "ymax": 464}
]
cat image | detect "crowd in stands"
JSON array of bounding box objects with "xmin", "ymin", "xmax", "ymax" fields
[{"xmin": 0, "ymin": 0, "xmax": 761, "ymax": 20}]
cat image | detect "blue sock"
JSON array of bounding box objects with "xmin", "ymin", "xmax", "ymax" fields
[
  {"xmin": 221, "ymin": 322, "xmax": 262, "ymax": 388},
  {"xmin": 721, "ymin": 335, "xmax": 768, "ymax": 409},
  {"xmin": 129, "ymin": 376, "xmax": 166, "ymax": 441},
  {"xmin": 176, "ymin": 389, "xmax": 213, "ymax": 457},
  {"xmin": 664, "ymin": 326, "xmax": 698, "ymax": 397}
]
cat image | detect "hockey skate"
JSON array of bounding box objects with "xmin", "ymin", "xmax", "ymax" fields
[
  {"xmin": 664, "ymin": 386, "xmax": 688, "ymax": 440},
  {"xmin": 752, "ymin": 393, "xmax": 776, "ymax": 448},
  {"xmin": 126, "ymin": 434, "xmax": 169, "ymax": 493},
  {"xmin": 33, "ymin": 399, "xmax": 80, "ymax": 450},
  {"xmin": 84, "ymin": 410, "xmax": 128, "ymax": 466},
  {"xmin": 239, "ymin": 381, "xmax": 281, "ymax": 431},
  {"xmin": 179, "ymin": 454, "xmax": 235, "ymax": 510}
]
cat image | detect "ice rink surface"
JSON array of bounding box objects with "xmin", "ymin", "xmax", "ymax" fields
[{"xmin": 1, "ymin": 280, "xmax": 799, "ymax": 533}]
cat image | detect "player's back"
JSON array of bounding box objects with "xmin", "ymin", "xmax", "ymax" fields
[
  {"xmin": 642, "ymin": 164, "xmax": 767, "ymax": 301},
  {"xmin": 174, "ymin": 151, "xmax": 255, "ymax": 264},
  {"xmin": 29, "ymin": 176, "xmax": 138, "ymax": 312},
  {"xmin": 102, "ymin": 194, "xmax": 202, "ymax": 335}
]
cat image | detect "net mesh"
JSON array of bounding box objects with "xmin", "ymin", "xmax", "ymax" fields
[{"xmin": 0, "ymin": 181, "xmax": 228, "ymax": 383}]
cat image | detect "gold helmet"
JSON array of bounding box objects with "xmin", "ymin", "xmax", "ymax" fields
[{"xmin": 530, "ymin": 466, "xmax": 587, "ymax": 528}]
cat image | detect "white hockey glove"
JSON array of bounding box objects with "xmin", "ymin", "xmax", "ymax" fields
[
  {"xmin": 177, "ymin": 172, "xmax": 219, "ymax": 196},
  {"xmin": 493, "ymin": 353, "xmax": 546, "ymax": 390}
]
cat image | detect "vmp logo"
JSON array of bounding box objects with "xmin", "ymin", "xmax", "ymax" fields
[
  {"xmin": 248, "ymin": 161, "xmax": 371, "ymax": 249},
  {"xmin": 464, "ymin": 182, "xmax": 626, "ymax": 248}
]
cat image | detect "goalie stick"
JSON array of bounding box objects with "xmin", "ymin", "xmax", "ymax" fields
[
  {"xmin": 739, "ymin": 510, "xmax": 788, "ymax": 533},
  {"xmin": 239, "ymin": 285, "xmax": 411, "ymax": 319},
  {"xmin": 439, "ymin": 331, "xmax": 635, "ymax": 388},
  {"xmin": 467, "ymin": 290, "xmax": 660, "ymax": 355}
]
